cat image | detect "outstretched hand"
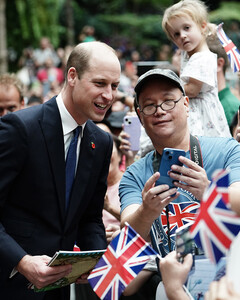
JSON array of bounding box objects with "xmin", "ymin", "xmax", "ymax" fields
[{"xmin": 169, "ymin": 156, "xmax": 210, "ymax": 200}]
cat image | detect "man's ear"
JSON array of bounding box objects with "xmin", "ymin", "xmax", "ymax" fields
[
  {"xmin": 184, "ymin": 96, "xmax": 189, "ymax": 115},
  {"xmin": 217, "ymin": 57, "xmax": 225, "ymax": 72},
  {"xmin": 20, "ymin": 98, "xmax": 25, "ymax": 109},
  {"xmin": 67, "ymin": 67, "xmax": 77, "ymax": 86}
]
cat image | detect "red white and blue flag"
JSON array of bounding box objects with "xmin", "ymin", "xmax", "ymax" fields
[
  {"xmin": 190, "ymin": 169, "xmax": 240, "ymax": 264},
  {"xmin": 88, "ymin": 223, "xmax": 158, "ymax": 300},
  {"xmin": 161, "ymin": 202, "xmax": 199, "ymax": 235},
  {"xmin": 216, "ymin": 22, "xmax": 240, "ymax": 72}
]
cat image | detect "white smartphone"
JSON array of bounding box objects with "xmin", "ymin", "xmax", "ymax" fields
[{"xmin": 123, "ymin": 115, "xmax": 141, "ymax": 151}]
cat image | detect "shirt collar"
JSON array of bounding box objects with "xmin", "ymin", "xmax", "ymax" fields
[{"xmin": 56, "ymin": 93, "xmax": 86, "ymax": 137}]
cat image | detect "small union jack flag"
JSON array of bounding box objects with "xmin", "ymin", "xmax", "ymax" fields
[
  {"xmin": 161, "ymin": 202, "xmax": 199, "ymax": 235},
  {"xmin": 151, "ymin": 201, "xmax": 199, "ymax": 257},
  {"xmin": 88, "ymin": 223, "xmax": 158, "ymax": 300},
  {"xmin": 216, "ymin": 22, "xmax": 240, "ymax": 72},
  {"xmin": 190, "ymin": 169, "xmax": 240, "ymax": 264}
]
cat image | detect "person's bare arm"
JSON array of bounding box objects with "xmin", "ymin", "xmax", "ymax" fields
[
  {"xmin": 104, "ymin": 193, "xmax": 120, "ymax": 221},
  {"xmin": 121, "ymin": 172, "xmax": 179, "ymax": 241},
  {"xmin": 184, "ymin": 77, "xmax": 203, "ymax": 98},
  {"xmin": 229, "ymin": 182, "xmax": 240, "ymax": 216}
]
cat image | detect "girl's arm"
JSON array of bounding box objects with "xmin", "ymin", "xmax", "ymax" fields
[{"xmin": 184, "ymin": 77, "xmax": 203, "ymax": 98}]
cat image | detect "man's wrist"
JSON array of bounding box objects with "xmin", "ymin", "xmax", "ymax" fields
[{"xmin": 16, "ymin": 254, "xmax": 30, "ymax": 273}]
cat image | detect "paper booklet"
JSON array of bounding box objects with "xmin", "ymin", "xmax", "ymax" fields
[{"xmin": 30, "ymin": 249, "xmax": 106, "ymax": 292}]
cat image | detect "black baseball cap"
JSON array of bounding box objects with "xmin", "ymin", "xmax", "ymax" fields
[{"xmin": 134, "ymin": 68, "xmax": 185, "ymax": 103}]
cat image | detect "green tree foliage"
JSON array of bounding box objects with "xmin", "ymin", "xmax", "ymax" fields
[
  {"xmin": 5, "ymin": 0, "xmax": 240, "ymax": 72},
  {"xmin": 96, "ymin": 14, "xmax": 169, "ymax": 55},
  {"xmin": 14, "ymin": 0, "xmax": 64, "ymax": 47},
  {"xmin": 209, "ymin": 2, "xmax": 240, "ymax": 23}
]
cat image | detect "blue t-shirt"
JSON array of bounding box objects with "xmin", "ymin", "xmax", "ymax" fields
[{"xmin": 119, "ymin": 136, "xmax": 240, "ymax": 256}]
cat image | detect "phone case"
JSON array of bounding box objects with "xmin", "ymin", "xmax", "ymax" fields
[
  {"xmin": 156, "ymin": 148, "xmax": 186, "ymax": 188},
  {"xmin": 175, "ymin": 223, "xmax": 195, "ymax": 263},
  {"xmin": 123, "ymin": 115, "xmax": 141, "ymax": 151}
]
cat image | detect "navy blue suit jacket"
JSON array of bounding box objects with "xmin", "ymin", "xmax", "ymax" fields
[{"xmin": 0, "ymin": 97, "xmax": 110, "ymax": 300}]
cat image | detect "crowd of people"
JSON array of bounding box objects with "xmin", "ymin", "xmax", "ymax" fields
[{"xmin": 0, "ymin": 0, "xmax": 240, "ymax": 300}]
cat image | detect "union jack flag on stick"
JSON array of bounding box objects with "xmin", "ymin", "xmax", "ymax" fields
[
  {"xmin": 88, "ymin": 223, "xmax": 159, "ymax": 300},
  {"xmin": 190, "ymin": 169, "xmax": 240, "ymax": 264},
  {"xmin": 216, "ymin": 22, "xmax": 240, "ymax": 72}
]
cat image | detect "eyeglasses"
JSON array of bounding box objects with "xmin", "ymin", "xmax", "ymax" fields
[{"xmin": 139, "ymin": 95, "xmax": 183, "ymax": 116}]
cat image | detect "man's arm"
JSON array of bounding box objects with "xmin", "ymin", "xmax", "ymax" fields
[{"xmin": 121, "ymin": 172, "xmax": 179, "ymax": 241}]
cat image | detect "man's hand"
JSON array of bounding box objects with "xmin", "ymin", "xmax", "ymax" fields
[
  {"xmin": 17, "ymin": 254, "xmax": 72, "ymax": 289},
  {"xmin": 141, "ymin": 172, "xmax": 179, "ymax": 221},
  {"xmin": 169, "ymin": 156, "xmax": 210, "ymax": 200}
]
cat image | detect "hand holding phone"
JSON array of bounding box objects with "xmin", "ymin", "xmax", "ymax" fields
[
  {"xmin": 123, "ymin": 115, "xmax": 141, "ymax": 151},
  {"xmin": 175, "ymin": 223, "xmax": 195, "ymax": 266},
  {"xmin": 156, "ymin": 148, "xmax": 186, "ymax": 188}
]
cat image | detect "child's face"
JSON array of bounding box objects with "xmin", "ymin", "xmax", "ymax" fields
[{"xmin": 168, "ymin": 15, "xmax": 205, "ymax": 56}]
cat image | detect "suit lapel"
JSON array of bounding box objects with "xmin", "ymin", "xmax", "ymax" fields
[
  {"xmin": 65, "ymin": 122, "xmax": 96, "ymax": 230},
  {"xmin": 39, "ymin": 97, "xmax": 66, "ymax": 224}
]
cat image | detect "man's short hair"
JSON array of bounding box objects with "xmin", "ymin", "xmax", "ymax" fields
[
  {"xmin": 0, "ymin": 73, "xmax": 24, "ymax": 102},
  {"xmin": 65, "ymin": 41, "xmax": 116, "ymax": 81}
]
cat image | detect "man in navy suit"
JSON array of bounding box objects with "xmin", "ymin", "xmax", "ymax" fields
[{"xmin": 0, "ymin": 41, "xmax": 121, "ymax": 300}]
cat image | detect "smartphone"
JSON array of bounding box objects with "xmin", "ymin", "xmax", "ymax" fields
[
  {"xmin": 123, "ymin": 115, "xmax": 141, "ymax": 151},
  {"xmin": 156, "ymin": 148, "xmax": 186, "ymax": 188},
  {"xmin": 175, "ymin": 223, "xmax": 195, "ymax": 266}
]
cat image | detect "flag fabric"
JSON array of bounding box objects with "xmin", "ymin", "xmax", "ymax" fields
[
  {"xmin": 216, "ymin": 22, "xmax": 240, "ymax": 72},
  {"xmin": 88, "ymin": 223, "xmax": 158, "ymax": 300},
  {"xmin": 189, "ymin": 169, "xmax": 240, "ymax": 264},
  {"xmin": 151, "ymin": 201, "xmax": 199, "ymax": 257}
]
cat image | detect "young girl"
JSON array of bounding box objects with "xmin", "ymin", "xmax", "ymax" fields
[{"xmin": 162, "ymin": 0, "xmax": 231, "ymax": 137}]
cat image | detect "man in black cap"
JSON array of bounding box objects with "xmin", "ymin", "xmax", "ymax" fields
[{"xmin": 119, "ymin": 68, "xmax": 240, "ymax": 260}]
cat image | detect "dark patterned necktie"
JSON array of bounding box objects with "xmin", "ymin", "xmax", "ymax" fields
[{"xmin": 65, "ymin": 126, "xmax": 81, "ymax": 210}]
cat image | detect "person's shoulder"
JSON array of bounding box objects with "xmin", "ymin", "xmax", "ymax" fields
[
  {"xmin": 219, "ymin": 86, "xmax": 240, "ymax": 103},
  {"xmin": 190, "ymin": 51, "xmax": 216, "ymax": 61},
  {"xmin": 198, "ymin": 135, "xmax": 239, "ymax": 149}
]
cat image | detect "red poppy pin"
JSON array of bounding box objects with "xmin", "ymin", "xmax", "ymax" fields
[{"xmin": 91, "ymin": 142, "xmax": 95, "ymax": 149}]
